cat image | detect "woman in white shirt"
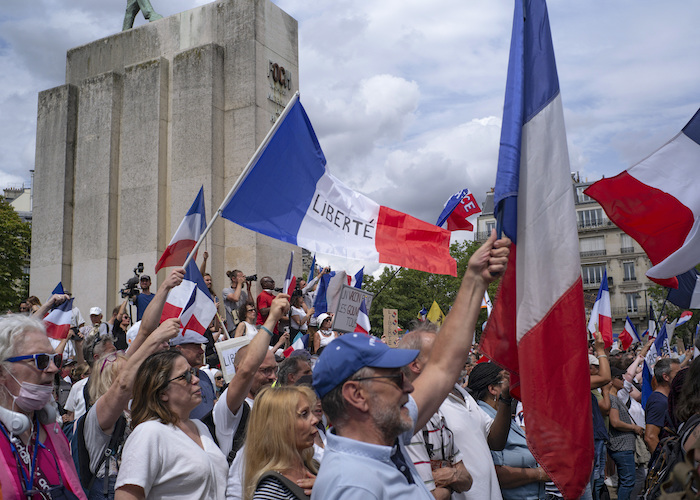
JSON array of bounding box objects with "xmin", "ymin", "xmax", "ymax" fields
[
  {"xmin": 313, "ymin": 313, "xmax": 338, "ymax": 353},
  {"xmin": 115, "ymin": 350, "xmax": 228, "ymax": 499},
  {"xmin": 290, "ymin": 294, "xmax": 314, "ymax": 340},
  {"xmin": 234, "ymin": 302, "xmax": 259, "ymax": 339}
]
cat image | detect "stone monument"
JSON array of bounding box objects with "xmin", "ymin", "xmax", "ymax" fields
[{"xmin": 30, "ymin": 0, "xmax": 301, "ymax": 317}]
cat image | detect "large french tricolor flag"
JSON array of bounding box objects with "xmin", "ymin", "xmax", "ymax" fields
[
  {"xmin": 313, "ymin": 270, "xmax": 347, "ymax": 316},
  {"xmin": 587, "ymin": 270, "xmax": 613, "ymax": 348},
  {"xmin": 585, "ymin": 109, "xmax": 700, "ymax": 288},
  {"xmin": 479, "ymin": 1, "xmax": 592, "ymax": 498},
  {"xmin": 155, "ymin": 187, "xmax": 206, "ymax": 273},
  {"xmin": 44, "ymin": 298, "xmax": 74, "ymax": 340},
  {"xmin": 161, "ymin": 260, "xmax": 217, "ymax": 336},
  {"xmin": 219, "ymin": 96, "xmax": 456, "ymax": 276}
]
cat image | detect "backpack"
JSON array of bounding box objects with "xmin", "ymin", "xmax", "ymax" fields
[
  {"xmin": 659, "ymin": 430, "xmax": 700, "ymax": 499},
  {"xmin": 227, "ymin": 401, "xmax": 251, "ymax": 465},
  {"xmin": 644, "ymin": 414, "xmax": 700, "ymax": 499},
  {"xmin": 71, "ymin": 412, "xmax": 127, "ymax": 496}
]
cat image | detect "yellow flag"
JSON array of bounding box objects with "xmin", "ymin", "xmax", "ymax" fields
[{"xmin": 426, "ymin": 301, "xmax": 445, "ymax": 325}]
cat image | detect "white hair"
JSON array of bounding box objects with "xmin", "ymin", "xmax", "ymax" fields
[{"xmin": 0, "ymin": 314, "xmax": 47, "ymax": 363}]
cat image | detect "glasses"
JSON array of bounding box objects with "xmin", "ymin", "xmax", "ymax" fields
[
  {"xmin": 353, "ymin": 371, "xmax": 405, "ymax": 389},
  {"xmin": 258, "ymin": 366, "xmax": 276, "ymax": 377},
  {"xmin": 215, "ymin": 376, "xmax": 224, "ymax": 381},
  {"xmin": 168, "ymin": 367, "xmax": 198, "ymax": 384},
  {"xmin": 100, "ymin": 352, "xmax": 120, "ymax": 374},
  {"xmin": 6, "ymin": 353, "xmax": 63, "ymax": 371},
  {"xmin": 246, "ymin": 308, "xmax": 256, "ymax": 313}
]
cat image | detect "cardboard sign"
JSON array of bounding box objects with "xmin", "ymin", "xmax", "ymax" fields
[
  {"xmin": 215, "ymin": 336, "xmax": 251, "ymax": 383},
  {"xmin": 332, "ymin": 285, "xmax": 375, "ymax": 333},
  {"xmin": 383, "ymin": 308, "xmax": 400, "ymax": 347}
]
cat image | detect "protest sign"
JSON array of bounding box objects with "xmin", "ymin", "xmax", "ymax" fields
[
  {"xmin": 216, "ymin": 336, "xmax": 251, "ymax": 383},
  {"xmin": 383, "ymin": 308, "xmax": 400, "ymax": 347},
  {"xmin": 332, "ymin": 285, "xmax": 374, "ymax": 332}
]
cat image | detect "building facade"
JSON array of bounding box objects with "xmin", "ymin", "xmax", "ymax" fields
[{"xmin": 475, "ymin": 174, "xmax": 652, "ymax": 336}]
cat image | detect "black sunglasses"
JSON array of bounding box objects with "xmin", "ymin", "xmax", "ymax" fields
[
  {"xmin": 6, "ymin": 353, "xmax": 63, "ymax": 371},
  {"xmin": 168, "ymin": 367, "xmax": 198, "ymax": 384}
]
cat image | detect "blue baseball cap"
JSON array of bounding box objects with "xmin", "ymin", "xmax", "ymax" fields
[{"xmin": 312, "ymin": 333, "xmax": 419, "ymax": 398}]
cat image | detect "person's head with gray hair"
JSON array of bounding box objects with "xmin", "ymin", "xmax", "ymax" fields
[
  {"xmin": 0, "ymin": 314, "xmax": 47, "ymax": 363},
  {"xmin": 277, "ymin": 355, "xmax": 312, "ymax": 386},
  {"xmin": 83, "ymin": 334, "xmax": 116, "ymax": 368},
  {"xmin": 396, "ymin": 329, "xmax": 437, "ymax": 383},
  {"xmin": 653, "ymin": 357, "xmax": 681, "ymax": 386}
]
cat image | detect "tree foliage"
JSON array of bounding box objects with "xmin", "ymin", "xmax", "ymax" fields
[
  {"xmin": 364, "ymin": 240, "xmax": 498, "ymax": 341},
  {"xmin": 0, "ymin": 197, "xmax": 31, "ymax": 311},
  {"xmin": 647, "ymin": 264, "xmax": 700, "ymax": 346}
]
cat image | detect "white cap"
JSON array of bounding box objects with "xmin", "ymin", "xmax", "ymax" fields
[
  {"xmin": 317, "ymin": 313, "xmax": 332, "ymax": 327},
  {"xmin": 89, "ymin": 307, "xmax": 102, "ymax": 316}
]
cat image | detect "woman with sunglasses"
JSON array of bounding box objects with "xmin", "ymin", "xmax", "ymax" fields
[
  {"xmin": 80, "ymin": 317, "xmax": 180, "ymax": 499},
  {"xmin": 234, "ymin": 302, "xmax": 259, "ymax": 339},
  {"xmin": 115, "ymin": 349, "xmax": 228, "ymax": 499},
  {"xmin": 243, "ymin": 385, "xmax": 319, "ymax": 500},
  {"xmin": 0, "ymin": 314, "xmax": 87, "ymax": 499}
]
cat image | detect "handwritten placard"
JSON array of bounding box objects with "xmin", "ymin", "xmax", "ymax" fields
[
  {"xmin": 383, "ymin": 309, "xmax": 400, "ymax": 347},
  {"xmin": 215, "ymin": 336, "xmax": 251, "ymax": 383},
  {"xmin": 332, "ymin": 285, "xmax": 374, "ymax": 333}
]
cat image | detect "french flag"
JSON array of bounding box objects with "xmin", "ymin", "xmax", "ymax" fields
[
  {"xmin": 219, "ymin": 95, "xmax": 456, "ymax": 276},
  {"xmin": 283, "ymin": 251, "xmax": 296, "ymax": 296},
  {"xmin": 619, "ymin": 316, "xmax": 641, "ymax": 351},
  {"xmin": 348, "ymin": 267, "xmax": 364, "ymax": 289},
  {"xmin": 479, "ymin": 2, "xmax": 592, "ymax": 498},
  {"xmin": 51, "ymin": 282, "xmax": 65, "ymax": 296},
  {"xmin": 668, "ymin": 269, "xmax": 700, "ymax": 309},
  {"xmin": 585, "ymin": 109, "xmax": 700, "ymax": 288},
  {"xmin": 283, "ymin": 333, "xmax": 309, "ymax": 357},
  {"xmin": 155, "ymin": 187, "xmax": 206, "ymax": 273},
  {"xmin": 642, "ymin": 321, "xmax": 669, "ymax": 407},
  {"xmin": 588, "ymin": 270, "xmax": 613, "ymax": 348},
  {"xmin": 313, "ymin": 270, "xmax": 348, "ymax": 316},
  {"xmin": 44, "ymin": 298, "xmax": 74, "ymax": 340},
  {"xmin": 678, "ymin": 310, "xmax": 693, "ymax": 327},
  {"xmin": 161, "ymin": 260, "xmax": 217, "ymax": 336},
  {"xmin": 354, "ymin": 298, "xmax": 371, "ymax": 334},
  {"xmin": 436, "ymin": 188, "xmax": 482, "ymax": 232}
]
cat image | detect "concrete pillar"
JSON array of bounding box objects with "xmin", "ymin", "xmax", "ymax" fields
[
  {"xmin": 31, "ymin": 84, "xmax": 78, "ymax": 298},
  {"xmin": 71, "ymin": 72, "xmax": 123, "ymax": 314}
]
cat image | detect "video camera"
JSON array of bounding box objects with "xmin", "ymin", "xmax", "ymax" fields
[
  {"xmin": 120, "ymin": 263, "xmax": 144, "ymax": 299},
  {"xmin": 246, "ymin": 274, "xmax": 258, "ymax": 282}
]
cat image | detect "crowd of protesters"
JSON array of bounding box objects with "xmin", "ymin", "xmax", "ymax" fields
[{"xmin": 2, "ymin": 233, "xmax": 699, "ymax": 499}]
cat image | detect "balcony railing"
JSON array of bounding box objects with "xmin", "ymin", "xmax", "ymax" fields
[
  {"xmin": 577, "ymin": 219, "xmax": 612, "ymax": 230},
  {"xmin": 580, "ymin": 250, "xmax": 606, "ymax": 258},
  {"xmin": 623, "ymin": 276, "xmax": 637, "ymax": 282},
  {"xmin": 620, "ymin": 246, "xmax": 635, "ymax": 254},
  {"xmin": 476, "ymin": 231, "xmax": 492, "ymax": 241},
  {"xmin": 612, "ymin": 306, "xmax": 648, "ymax": 317}
]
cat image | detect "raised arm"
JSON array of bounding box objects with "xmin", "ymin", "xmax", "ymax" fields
[
  {"xmin": 199, "ymin": 251, "xmax": 208, "ymax": 277},
  {"xmin": 129, "ymin": 268, "xmax": 184, "ymax": 354},
  {"xmin": 225, "ymin": 294, "xmax": 290, "ymax": 414},
  {"xmin": 32, "ymin": 294, "xmax": 70, "ymax": 319},
  {"xmin": 95, "ymin": 318, "xmax": 180, "ymax": 432},
  {"xmin": 590, "ymin": 330, "xmax": 611, "ymax": 389},
  {"xmin": 413, "ymin": 230, "xmax": 510, "ymax": 429}
]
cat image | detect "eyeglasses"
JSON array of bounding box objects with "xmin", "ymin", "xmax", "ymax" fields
[
  {"xmin": 168, "ymin": 367, "xmax": 198, "ymax": 384},
  {"xmin": 215, "ymin": 376, "xmax": 224, "ymax": 381},
  {"xmin": 100, "ymin": 352, "xmax": 120, "ymax": 374},
  {"xmin": 258, "ymin": 366, "xmax": 277, "ymax": 377},
  {"xmin": 353, "ymin": 371, "xmax": 405, "ymax": 389},
  {"xmin": 6, "ymin": 353, "xmax": 63, "ymax": 371},
  {"xmin": 246, "ymin": 309, "xmax": 256, "ymax": 313}
]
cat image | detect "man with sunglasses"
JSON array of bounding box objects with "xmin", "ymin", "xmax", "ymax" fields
[{"xmin": 311, "ymin": 231, "xmax": 510, "ymax": 499}]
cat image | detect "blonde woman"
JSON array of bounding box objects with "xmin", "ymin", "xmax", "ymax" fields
[{"xmin": 244, "ymin": 385, "xmax": 319, "ymax": 500}]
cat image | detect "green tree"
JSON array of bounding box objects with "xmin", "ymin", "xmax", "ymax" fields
[
  {"xmin": 0, "ymin": 197, "xmax": 31, "ymax": 311},
  {"xmin": 364, "ymin": 240, "xmax": 498, "ymax": 341},
  {"xmin": 647, "ymin": 264, "xmax": 700, "ymax": 346}
]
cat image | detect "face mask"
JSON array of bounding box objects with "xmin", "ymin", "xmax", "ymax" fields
[{"xmin": 7, "ymin": 371, "xmax": 54, "ymax": 411}]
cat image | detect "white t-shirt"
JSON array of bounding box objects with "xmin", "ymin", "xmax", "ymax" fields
[
  {"xmin": 213, "ymin": 389, "xmax": 255, "ymax": 500},
  {"xmin": 440, "ymin": 384, "xmax": 503, "ymax": 500},
  {"xmin": 290, "ymin": 306, "xmax": 308, "ymax": 332},
  {"xmin": 116, "ymin": 419, "xmax": 228, "ymax": 499},
  {"xmin": 64, "ymin": 377, "xmax": 89, "ymax": 420},
  {"xmin": 317, "ymin": 330, "xmax": 337, "ymax": 348}
]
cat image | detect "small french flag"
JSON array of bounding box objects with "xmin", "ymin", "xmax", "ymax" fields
[
  {"xmin": 678, "ymin": 310, "xmax": 693, "ymax": 326},
  {"xmin": 588, "ymin": 270, "xmax": 613, "ymax": 348},
  {"xmin": 354, "ymin": 298, "xmax": 371, "ymax": 334},
  {"xmin": 155, "ymin": 187, "xmax": 206, "ymax": 272},
  {"xmin": 161, "ymin": 260, "xmax": 216, "ymax": 336},
  {"xmin": 44, "ymin": 298, "xmax": 74, "ymax": 340},
  {"xmin": 284, "ymin": 251, "xmax": 296, "ymax": 296}
]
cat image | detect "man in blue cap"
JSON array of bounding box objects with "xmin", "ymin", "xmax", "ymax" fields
[{"xmin": 311, "ymin": 232, "xmax": 510, "ymax": 499}]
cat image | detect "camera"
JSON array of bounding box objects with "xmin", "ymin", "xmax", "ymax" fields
[
  {"xmin": 120, "ymin": 263, "xmax": 144, "ymax": 299},
  {"xmin": 274, "ymin": 287, "xmax": 283, "ymax": 293},
  {"xmin": 246, "ymin": 274, "xmax": 258, "ymax": 282}
]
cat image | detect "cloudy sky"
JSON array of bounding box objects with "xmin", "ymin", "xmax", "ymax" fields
[{"xmin": 1, "ymin": 0, "xmax": 699, "ymax": 273}]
